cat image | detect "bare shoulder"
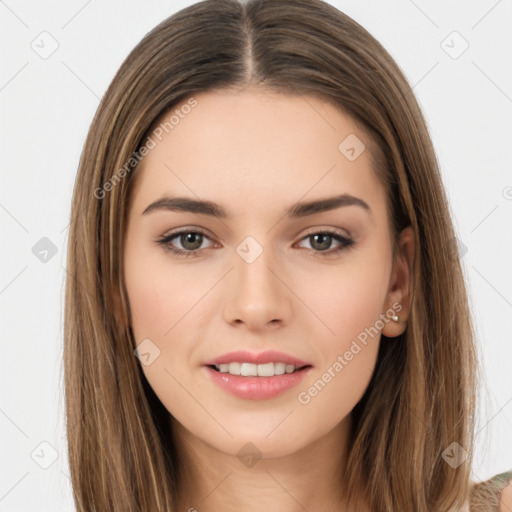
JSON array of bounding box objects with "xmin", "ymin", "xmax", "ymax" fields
[{"xmin": 499, "ymin": 480, "xmax": 512, "ymax": 512}]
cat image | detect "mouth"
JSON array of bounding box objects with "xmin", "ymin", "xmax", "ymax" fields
[{"xmin": 203, "ymin": 351, "xmax": 313, "ymax": 400}]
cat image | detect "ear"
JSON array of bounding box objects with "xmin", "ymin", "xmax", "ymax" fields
[{"xmin": 381, "ymin": 226, "xmax": 414, "ymax": 338}]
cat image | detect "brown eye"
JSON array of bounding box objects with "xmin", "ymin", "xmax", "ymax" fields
[
  {"xmin": 297, "ymin": 230, "xmax": 355, "ymax": 255},
  {"xmin": 178, "ymin": 232, "xmax": 204, "ymax": 251},
  {"xmin": 156, "ymin": 229, "xmax": 214, "ymax": 257},
  {"xmin": 309, "ymin": 233, "xmax": 334, "ymax": 252}
]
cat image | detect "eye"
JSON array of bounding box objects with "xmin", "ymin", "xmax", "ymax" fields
[
  {"xmin": 156, "ymin": 228, "xmax": 355, "ymax": 258},
  {"xmin": 156, "ymin": 228, "xmax": 215, "ymax": 258},
  {"xmin": 295, "ymin": 229, "xmax": 355, "ymax": 255}
]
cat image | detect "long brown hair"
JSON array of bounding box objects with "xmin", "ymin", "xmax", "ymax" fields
[{"xmin": 63, "ymin": 0, "xmax": 479, "ymax": 510}]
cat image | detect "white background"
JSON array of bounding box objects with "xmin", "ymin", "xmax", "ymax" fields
[{"xmin": 1, "ymin": 0, "xmax": 511, "ymax": 510}]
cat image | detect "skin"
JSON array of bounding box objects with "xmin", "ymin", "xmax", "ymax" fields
[
  {"xmin": 122, "ymin": 87, "xmax": 414, "ymax": 512},
  {"xmin": 500, "ymin": 482, "xmax": 512, "ymax": 512}
]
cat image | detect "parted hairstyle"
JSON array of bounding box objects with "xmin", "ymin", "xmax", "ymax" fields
[{"xmin": 63, "ymin": 0, "xmax": 479, "ymax": 510}]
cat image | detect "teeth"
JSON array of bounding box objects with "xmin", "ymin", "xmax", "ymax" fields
[
  {"xmin": 256, "ymin": 362, "xmax": 274, "ymax": 377},
  {"xmin": 240, "ymin": 362, "xmax": 258, "ymax": 376},
  {"xmin": 274, "ymin": 362, "xmax": 286, "ymax": 375},
  {"xmin": 214, "ymin": 362, "xmax": 300, "ymax": 376}
]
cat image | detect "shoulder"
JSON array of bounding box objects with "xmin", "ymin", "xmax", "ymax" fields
[{"xmin": 469, "ymin": 469, "xmax": 512, "ymax": 512}]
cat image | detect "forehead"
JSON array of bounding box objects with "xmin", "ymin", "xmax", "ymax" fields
[{"xmin": 130, "ymin": 88, "xmax": 386, "ymax": 218}]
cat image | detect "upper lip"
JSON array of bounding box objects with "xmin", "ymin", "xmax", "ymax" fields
[{"xmin": 203, "ymin": 350, "xmax": 311, "ymax": 368}]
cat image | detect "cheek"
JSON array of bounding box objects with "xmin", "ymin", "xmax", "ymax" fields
[
  {"xmin": 124, "ymin": 247, "xmax": 216, "ymax": 392},
  {"xmin": 124, "ymin": 252, "xmax": 212, "ymax": 426},
  {"xmin": 125, "ymin": 248, "xmax": 204, "ymax": 342},
  {"xmin": 290, "ymin": 254, "xmax": 391, "ymax": 351},
  {"xmin": 294, "ymin": 297, "xmax": 383, "ymax": 433},
  {"xmin": 289, "ymin": 256, "xmax": 390, "ymax": 418}
]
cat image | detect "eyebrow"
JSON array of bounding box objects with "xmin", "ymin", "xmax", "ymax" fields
[{"xmin": 142, "ymin": 193, "xmax": 371, "ymax": 218}]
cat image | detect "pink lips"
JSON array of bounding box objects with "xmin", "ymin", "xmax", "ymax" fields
[{"xmin": 203, "ymin": 350, "xmax": 312, "ymax": 400}]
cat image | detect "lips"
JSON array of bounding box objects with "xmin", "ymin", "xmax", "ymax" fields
[
  {"xmin": 204, "ymin": 365, "xmax": 311, "ymax": 400},
  {"xmin": 202, "ymin": 349, "xmax": 313, "ymax": 400}
]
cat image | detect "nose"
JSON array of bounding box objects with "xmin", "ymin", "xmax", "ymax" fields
[{"xmin": 222, "ymin": 243, "xmax": 293, "ymax": 331}]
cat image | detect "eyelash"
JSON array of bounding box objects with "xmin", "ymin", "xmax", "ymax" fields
[{"xmin": 155, "ymin": 227, "xmax": 355, "ymax": 258}]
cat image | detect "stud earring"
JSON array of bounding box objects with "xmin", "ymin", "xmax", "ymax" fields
[{"xmin": 391, "ymin": 314, "xmax": 399, "ymax": 322}]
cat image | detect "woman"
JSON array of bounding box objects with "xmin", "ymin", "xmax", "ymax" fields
[{"xmin": 63, "ymin": 0, "xmax": 512, "ymax": 510}]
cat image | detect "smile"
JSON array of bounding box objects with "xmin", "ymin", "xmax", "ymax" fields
[{"xmin": 211, "ymin": 362, "xmax": 307, "ymax": 377}]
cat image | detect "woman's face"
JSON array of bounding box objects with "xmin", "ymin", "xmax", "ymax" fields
[{"xmin": 123, "ymin": 88, "xmax": 411, "ymax": 459}]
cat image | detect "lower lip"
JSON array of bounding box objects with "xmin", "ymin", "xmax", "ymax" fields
[{"xmin": 204, "ymin": 365, "xmax": 312, "ymax": 400}]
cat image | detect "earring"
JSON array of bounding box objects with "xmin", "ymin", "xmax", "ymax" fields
[{"xmin": 391, "ymin": 314, "xmax": 399, "ymax": 322}]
